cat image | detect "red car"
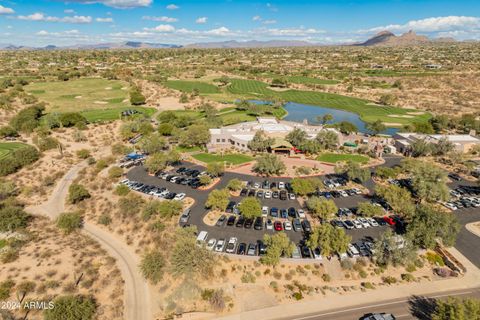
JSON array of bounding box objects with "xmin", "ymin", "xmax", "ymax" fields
[
  {"xmin": 274, "ymin": 221, "xmax": 283, "ymax": 231},
  {"xmin": 383, "ymin": 215, "xmax": 396, "ymax": 226}
]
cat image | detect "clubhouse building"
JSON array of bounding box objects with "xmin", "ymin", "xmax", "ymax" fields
[
  {"xmin": 208, "ymin": 117, "xmax": 343, "ymax": 153},
  {"xmin": 393, "ymin": 132, "xmax": 480, "ymax": 154}
]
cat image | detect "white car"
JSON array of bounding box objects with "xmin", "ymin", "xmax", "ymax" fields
[
  {"xmin": 278, "ymin": 181, "xmax": 285, "ymax": 189},
  {"xmin": 266, "ymin": 219, "xmax": 274, "ymax": 230},
  {"xmin": 339, "ymin": 190, "xmax": 348, "ymax": 197},
  {"xmin": 262, "ymin": 206, "xmax": 269, "ymax": 217},
  {"xmin": 225, "ymin": 237, "xmax": 237, "ymax": 253},
  {"xmin": 297, "ymin": 209, "xmax": 306, "ymax": 219},
  {"xmin": 264, "ymin": 191, "xmax": 272, "ymax": 199},
  {"xmin": 289, "ymin": 193, "xmax": 296, "ymax": 200},
  {"xmin": 174, "ymin": 193, "xmax": 186, "ymax": 201},
  {"xmin": 443, "ymin": 202, "xmax": 458, "ymax": 211},
  {"xmin": 254, "ymin": 182, "xmax": 260, "ymax": 189},
  {"xmin": 120, "ymin": 179, "xmax": 129, "ymax": 185},
  {"xmin": 159, "ymin": 190, "xmax": 169, "ymax": 198},
  {"xmin": 170, "ymin": 176, "xmax": 179, "ymax": 183},
  {"xmin": 206, "ymin": 238, "xmax": 216, "ymax": 251},
  {"xmin": 352, "ymin": 220, "xmax": 363, "ymax": 229},
  {"xmin": 313, "ymin": 247, "xmax": 323, "ymax": 261},
  {"xmin": 367, "ymin": 217, "xmax": 379, "ymax": 227},
  {"xmin": 215, "ymin": 239, "xmax": 226, "ymax": 252},
  {"xmin": 358, "ymin": 217, "xmax": 370, "ymax": 228},
  {"xmin": 284, "ymin": 221, "xmax": 292, "ymax": 231},
  {"xmin": 352, "ymin": 188, "xmax": 362, "ymax": 195}
]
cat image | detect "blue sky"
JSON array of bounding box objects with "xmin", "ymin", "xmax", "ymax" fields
[{"xmin": 0, "ymin": 0, "xmax": 479, "ymax": 46}]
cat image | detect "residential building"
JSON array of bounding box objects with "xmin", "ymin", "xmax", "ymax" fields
[{"xmin": 393, "ymin": 132, "xmax": 480, "ymax": 154}]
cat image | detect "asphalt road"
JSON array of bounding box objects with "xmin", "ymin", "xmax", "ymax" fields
[
  {"xmin": 126, "ymin": 154, "xmax": 480, "ymax": 266},
  {"xmin": 278, "ymin": 287, "xmax": 480, "ymax": 320}
]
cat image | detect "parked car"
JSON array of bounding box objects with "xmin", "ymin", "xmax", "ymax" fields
[
  {"xmin": 280, "ymin": 208, "xmax": 288, "ymax": 219},
  {"xmin": 215, "ymin": 239, "xmax": 226, "ymax": 252},
  {"xmin": 225, "ymin": 237, "xmax": 238, "ymax": 253},
  {"xmin": 174, "ymin": 193, "xmax": 186, "ymax": 201},
  {"xmin": 313, "ymin": 247, "xmax": 323, "ymax": 260},
  {"xmin": 288, "ymin": 207, "xmax": 296, "ymax": 218},
  {"xmin": 297, "ymin": 209, "xmax": 306, "ymax": 219},
  {"xmin": 264, "ymin": 191, "xmax": 272, "ymax": 199},
  {"xmin": 244, "ymin": 218, "xmax": 254, "ymax": 229},
  {"xmin": 278, "ymin": 181, "xmax": 285, "ymax": 189},
  {"xmin": 216, "ymin": 215, "xmax": 227, "ymax": 227},
  {"xmin": 257, "ymin": 240, "xmax": 267, "ymax": 255},
  {"xmin": 266, "ymin": 219, "xmax": 274, "ymax": 230},
  {"xmin": 291, "ymin": 246, "xmax": 301, "ymax": 259},
  {"xmin": 292, "ymin": 219, "xmax": 302, "ymax": 232},
  {"xmin": 279, "ymin": 190, "xmax": 288, "ymax": 200},
  {"xmin": 227, "ymin": 215, "xmax": 236, "ymax": 226},
  {"xmin": 289, "ymin": 193, "xmax": 296, "ymax": 200},
  {"xmin": 237, "ymin": 243, "xmax": 247, "ymax": 255},
  {"xmin": 272, "ymin": 191, "xmax": 279, "ymax": 198},
  {"xmin": 301, "ymin": 246, "xmax": 312, "ymax": 258},
  {"xmin": 236, "ymin": 216, "xmax": 245, "ymax": 228},
  {"xmin": 284, "ymin": 220, "xmax": 292, "ymax": 231},
  {"xmin": 302, "ymin": 219, "xmax": 312, "ymax": 233},
  {"xmin": 352, "ymin": 219, "xmax": 363, "ymax": 229},
  {"xmin": 347, "ymin": 244, "xmax": 360, "ymax": 258},
  {"xmin": 262, "ymin": 206, "xmax": 269, "ymax": 217},
  {"xmin": 179, "ymin": 209, "xmax": 190, "ymax": 224},
  {"xmin": 270, "ymin": 207, "xmax": 279, "ymax": 217},
  {"xmin": 343, "ymin": 220, "xmax": 355, "ymax": 230},
  {"xmin": 274, "ymin": 221, "xmax": 283, "ymax": 231},
  {"xmin": 254, "ymin": 217, "xmax": 264, "ymax": 230},
  {"xmin": 240, "ymin": 189, "xmax": 248, "ymax": 196},
  {"xmin": 247, "ymin": 243, "xmax": 257, "ymax": 256},
  {"xmin": 206, "ymin": 238, "xmax": 216, "ymax": 251},
  {"xmin": 383, "ymin": 216, "xmax": 396, "ymax": 226}
]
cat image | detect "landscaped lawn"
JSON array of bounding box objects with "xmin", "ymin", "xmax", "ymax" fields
[
  {"xmin": 192, "ymin": 153, "xmax": 253, "ymax": 165},
  {"xmin": 25, "ymin": 78, "xmax": 131, "ymax": 113},
  {"xmin": 0, "ymin": 142, "xmax": 31, "ymax": 160},
  {"xmin": 81, "ymin": 106, "xmax": 156, "ymax": 122},
  {"xmin": 165, "ymin": 80, "xmax": 220, "ymax": 94},
  {"xmin": 175, "ymin": 145, "xmax": 202, "ymax": 153},
  {"xmin": 317, "ymin": 153, "xmax": 369, "ymax": 164}
]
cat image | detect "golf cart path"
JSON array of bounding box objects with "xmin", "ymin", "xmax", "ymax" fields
[{"xmin": 26, "ymin": 159, "xmax": 152, "ymax": 320}]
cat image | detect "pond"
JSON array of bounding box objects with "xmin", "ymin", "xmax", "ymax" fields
[{"xmin": 245, "ymin": 100, "xmax": 399, "ymax": 135}]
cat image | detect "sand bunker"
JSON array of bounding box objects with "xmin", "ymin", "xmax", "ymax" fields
[
  {"xmin": 407, "ymin": 111, "xmax": 426, "ymax": 115},
  {"xmin": 74, "ymin": 96, "xmax": 82, "ymax": 99},
  {"xmin": 382, "ymin": 122, "xmax": 403, "ymax": 127},
  {"xmin": 388, "ymin": 114, "xmax": 414, "ymax": 118},
  {"xmin": 94, "ymin": 101, "xmax": 108, "ymax": 105},
  {"xmin": 105, "ymin": 87, "xmax": 112, "ymax": 90}
]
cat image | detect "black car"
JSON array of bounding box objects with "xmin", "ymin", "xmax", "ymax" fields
[
  {"xmin": 302, "ymin": 220, "xmax": 312, "ymax": 233},
  {"xmin": 240, "ymin": 189, "xmax": 248, "ymax": 196},
  {"xmin": 227, "ymin": 215, "xmax": 236, "ymax": 226},
  {"xmin": 236, "ymin": 216, "xmax": 245, "ymax": 228},
  {"xmin": 279, "ymin": 190, "xmax": 287, "ymax": 200},
  {"xmin": 257, "ymin": 240, "xmax": 267, "ymax": 255},
  {"xmin": 175, "ymin": 177, "xmax": 185, "ymax": 184},
  {"xmin": 301, "ymin": 246, "xmax": 312, "ymax": 258},
  {"xmin": 288, "ymin": 207, "xmax": 296, "ymax": 218},
  {"xmin": 165, "ymin": 192, "xmax": 176, "ymax": 200},
  {"xmin": 448, "ymin": 173, "xmax": 462, "ymax": 181},
  {"xmin": 254, "ymin": 217, "xmax": 264, "ymax": 230},
  {"xmin": 270, "ymin": 182, "xmax": 277, "ymax": 189},
  {"xmin": 248, "ymin": 189, "xmax": 256, "ymax": 197},
  {"xmin": 244, "ymin": 218, "xmax": 253, "ymax": 229},
  {"xmin": 263, "ymin": 180, "xmax": 270, "ymax": 189},
  {"xmin": 237, "ymin": 243, "xmax": 247, "ymax": 255},
  {"xmin": 176, "ymin": 167, "xmax": 186, "ymax": 173},
  {"xmin": 226, "ymin": 201, "xmax": 236, "ymax": 213},
  {"xmin": 191, "ymin": 182, "xmax": 200, "ymax": 189}
]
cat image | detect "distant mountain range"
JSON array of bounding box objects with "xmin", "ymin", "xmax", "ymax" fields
[
  {"xmin": 354, "ymin": 30, "xmax": 456, "ymax": 46},
  {"xmin": 0, "ymin": 31, "xmax": 465, "ymax": 50}
]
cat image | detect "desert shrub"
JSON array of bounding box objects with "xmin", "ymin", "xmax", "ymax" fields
[
  {"xmin": 58, "ymin": 112, "xmax": 87, "ymax": 127},
  {"xmin": 322, "ymin": 274, "xmax": 331, "ymax": 282},
  {"xmin": 292, "ymin": 292, "xmax": 303, "ymax": 300},
  {"xmin": 241, "ymin": 272, "xmax": 256, "ymax": 283},
  {"xmin": 118, "ymin": 194, "xmax": 145, "ymax": 217},
  {"xmin": 76, "ymin": 149, "xmax": 90, "ymax": 159},
  {"xmin": 1, "ymin": 248, "xmax": 19, "ymax": 263},
  {"xmin": 68, "ymin": 184, "xmax": 90, "ymax": 204},
  {"xmin": 108, "ymin": 166, "xmax": 123, "ymax": 179},
  {"xmin": 0, "ymin": 206, "xmax": 29, "ymax": 232},
  {"xmin": 0, "ymin": 280, "xmax": 15, "ymax": 300},
  {"xmin": 406, "ymin": 264, "xmax": 417, "ymax": 273},
  {"xmin": 425, "ymin": 252, "xmax": 445, "ymax": 266},
  {"xmin": 361, "ymin": 282, "xmax": 375, "ymax": 289},
  {"xmin": 56, "ymin": 212, "xmax": 83, "ymax": 234},
  {"xmin": 401, "ymin": 273, "xmax": 415, "ymax": 282},
  {"xmin": 140, "ymin": 250, "xmax": 165, "ymax": 284},
  {"xmin": 98, "ymin": 214, "xmax": 112, "ymax": 226},
  {"xmin": 340, "ymin": 259, "xmax": 353, "ymax": 270},
  {"xmin": 43, "ymin": 295, "xmax": 96, "ymax": 320},
  {"xmin": 114, "ymin": 184, "xmax": 130, "ymax": 196},
  {"xmin": 382, "ymin": 276, "xmax": 397, "ymax": 285}
]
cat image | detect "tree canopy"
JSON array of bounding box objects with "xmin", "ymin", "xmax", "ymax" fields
[
  {"xmin": 306, "ymin": 224, "xmax": 351, "ymax": 257},
  {"xmin": 252, "ymin": 153, "xmax": 286, "ymax": 176},
  {"xmin": 238, "ymin": 197, "xmax": 262, "ymax": 219},
  {"xmin": 260, "ymin": 233, "xmax": 295, "ymax": 266}
]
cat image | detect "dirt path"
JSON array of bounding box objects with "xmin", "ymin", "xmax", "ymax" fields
[{"xmin": 25, "ymin": 159, "xmax": 152, "ymax": 320}]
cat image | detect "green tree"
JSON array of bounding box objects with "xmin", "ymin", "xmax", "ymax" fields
[
  {"xmin": 357, "ymin": 202, "xmax": 384, "ymax": 217},
  {"xmin": 130, "ymin": 88, "xmax": 146, "ymax": 105},
  {"xmin": 205, "ymin": 189, "xmax": 230, "ymax": 211},
  {"xmin": 248, "ymin": 130, "xmax": 274, "ymax": 152},
  {"xmin": 207, "ymin": 162, "xmax": 225, "ymax": 177},
  {"xmin": 375, "ymin": 185, "xmax": 415, "ymax": 219},
  {"xmin": 318, "ymin": 113, "xmax": 333, "ymax": 125},
  {"xmin": 170, "ymin": 227, "xmax": 215, "ymax": 278},
  {"xmin": 307, "ymin": 224, "xmax": 351, "ymax": 257},
  {"xmin": 68, "ymin": 184, "xmax": 90, "ymax": 204},
  {"xmin": 158, "ymin": 200, "xmax": 183, "ymax": 218},
  {"xmin": 407, "ymin": 204, "xmax": 460, "ymax": 249},
  {"xmin": 226, "ymin": 178, "xmax": 243, "ymax": 191},
  {"xmin": 410, "ymin": 161, "xmax": 450, "ymax": 202},
  {"xmin": 286, "ymin": 128, "xmax": 307, "ymax": 147},
  {"xmin": 252, "ymin": 154, "xmax": 286, "ymax": 176},
  {"xmin": 56, "ymin": 212, "xmax": 83, "ymax": 234},
  {"xmin": 290, "ymin": 178, "xmax": 316, "ymax": 196},
  {"xmin": 410, "ymin": 139, "xmax": 432, "ymax": 157},
  {"xmin": 138, "ymin": 133, "xmax": 166, "ymax": 154},
  {"xmin": 432, "ymin": 298, "xmax": 480, "ymax": 320},
  {"xmin": 181, "ymin": 124, "xmax": 210, "ymax": 147},
  {"xmin": 260, "ymin": 233, "xmax": 295, "ymax": 266},
  {"xmin": 432, "ymin": 137, "xmax": 455, "ymax": 156},
  {"xmin": 379, "ymin": 94, "xmax": 397, "ymax": 106},
  {"xmin": 140, "ymin": 250, "xmax": 165, "ymax": 284},
  {"xmin": 336, "ymin": 161, "xmax": 371, "ymax": 183},
  {"xmin": 306, "ymin": 197, "xmax": 338, "ymax": 220},
  {"xmin": 238, "ymin": 197, "xmax": 262, "ymax": 219},
  {"xmin": 44, "ymin": 295, "xmax": 96, "ymax": 320},
  {"xmin": 199, "ymin": 175, "xmax": 212, "ymax": 186},
  {"xmin": 336, "ymin": 121, "xmax": 358, "ymax": 134},
  {"xmin": 158, "ymin": 123, "xmax": 174, "ymax": 136},
  {"xmin": 373, "ymin": 229, "xmax": 417, "ymax": 267},
  {"xmin": 375, "ymin": 166, "xmax": 397, "ymax": 179},
  {"xmin": 366, "ymin": 120, "xmax": 386, "ymax": 136},
  {"xmin": 315, "ymin": 130, "xmax": 339, "ymax": 149}
]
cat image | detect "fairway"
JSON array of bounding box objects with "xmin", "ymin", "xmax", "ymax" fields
[
  {"xmin": 0, "ymin": 142, "xmax": 31, "ymax": 160},
  {"xmin": 165, "ymin": 80, "xmax": 220, "ymax": 94},
  {"xmin": 317, "ymin": 153, "xmax": 369, "ymax": 164},
  {"xmin": 81, "ymin": 107, "xmax": 156, "ymax": 122},
  {"xmin": 25, "ymin": 78, "xmax": 131, "ymax": 113},
  {"xmin": 286, "ymin": 76, "xmax": 340, "ymax": 85},
  {"xmin": 192, "ymin": 153, "xmax": 253, "ymax": 165}
]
